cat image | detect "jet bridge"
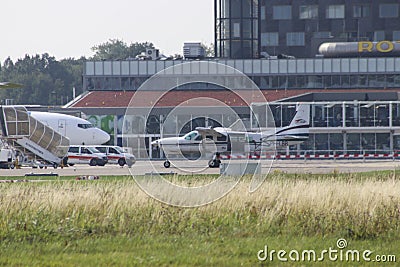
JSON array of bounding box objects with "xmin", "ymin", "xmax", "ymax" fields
[{"xmin": 0, "ymin": 106, "xmax": 69, "ymax": 166}]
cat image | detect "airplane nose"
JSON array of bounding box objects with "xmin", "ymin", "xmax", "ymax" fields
[
  {"xmin": 98, "ymin": 130, "xmax": 110, "ymax": 144},
  {"xmin": 151, "ymin": 140, "xmax": 159, "ymax": 147}
]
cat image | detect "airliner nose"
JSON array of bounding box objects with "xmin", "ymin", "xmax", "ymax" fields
[{"xmin": 98, "ymin": 129, "xmax": 110, "ymax": 144}]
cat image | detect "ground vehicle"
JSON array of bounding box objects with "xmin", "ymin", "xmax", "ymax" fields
[
  {"xmin": 0, "ymin": 148, "xmax": 16, "ymax": 169},
  {"xmin": 67, "ymin": 146, "xmax": 108, "ymax": 166},
  {"xmin": 92, "ymin": 146, "xmax": 136, "ymax": 167}
]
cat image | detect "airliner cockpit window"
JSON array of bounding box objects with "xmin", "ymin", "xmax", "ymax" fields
[{"xmin": 78, "ymin": 123, "xmax": 94, "ymax": 129}]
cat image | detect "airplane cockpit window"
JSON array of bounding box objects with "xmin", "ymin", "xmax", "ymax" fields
[
  {"xmin": 184, "ymin": 131, "xmax": 198, "ymax": 140},
  {"xmin": 78, "ymin": 123, "xmax": 94, "ymax": 129}
]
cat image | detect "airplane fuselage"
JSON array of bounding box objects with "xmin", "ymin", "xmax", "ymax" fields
[
  {"xmin": 152, "ymin": 128, "xmax": 307, "ymax": 156},
  {"xmin": 30, "ymin": 112, "xmax": 110, "ymax": 145}
]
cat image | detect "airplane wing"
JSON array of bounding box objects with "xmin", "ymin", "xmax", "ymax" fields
[
  {"xmin": 0, "ymin": 82, "xmax": 23, "ymax": 89},
  {"xmin": 195, "ymin": 127, "xmax": 223, "ymax": 137}
]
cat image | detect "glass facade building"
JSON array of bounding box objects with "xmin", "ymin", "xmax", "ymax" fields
[
  {"xmin": 76, "ymin": 0, "xmax": 400, "ymax": 159},
  {"xmin": 77, "ymin": 58, "xmax": 400, "ymax": 159},
  {"xmin": 84, "ymin": 57, "xmax": 400, "ymax": 91},
  {"xmin": 257, "ymin": 102, "xmax": 400, "ymax": 156},
  {"xmin": 215, "ymin": 0, "xmax": 400, "ymax": 58},
  {"xmin": 215, "ymin": 0, "xmax": 259, "ymax": 59},
  {"xmin": 74, "ymin": 101, "xmax": 400, "ymax": 159}
]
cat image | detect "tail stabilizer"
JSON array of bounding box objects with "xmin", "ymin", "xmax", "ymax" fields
[
  {"xmin": 289, "ymin": 103, "xmax": 310, "ymax": 127},
  {"xmin": 272, "ymin": 104, "xmax": 310, "ymax": 142}
]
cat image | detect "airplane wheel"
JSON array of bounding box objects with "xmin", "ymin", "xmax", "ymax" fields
[
  {"xmin": 208, "ymin": 160, "xmax": 220, "ymax": 168},
  {"xmin": 164, "ymin": 160, "xmax": 171, "ymax": 168}
]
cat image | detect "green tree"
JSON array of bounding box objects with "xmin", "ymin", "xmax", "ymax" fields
[
  {"xmin": 0, "ymin": 54, "xmax": 84, "ymax": 105},
  {"xmin": 91, "ymin": 39, "xmax": 155, "ymax": 60},
  {"xmin": 202, "ymin": 43, "xmax": 215, "ymax": 57}
]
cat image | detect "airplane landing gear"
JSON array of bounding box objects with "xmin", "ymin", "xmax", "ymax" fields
[
  {"xmin": 163, "ymin": 160, "xmax": 171, "ymax": 168},
  {"xmin": 208, "ymin": 159, "xmax": 220, "ymax": 168},
  {"xmin": 208, "ymin": 152, "xmax": 221, "ymax": 168}
]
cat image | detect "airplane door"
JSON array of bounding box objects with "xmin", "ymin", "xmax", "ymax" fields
[{"xmin": 58, "ymin": 119, "xmax": 66, "ymax": 136}]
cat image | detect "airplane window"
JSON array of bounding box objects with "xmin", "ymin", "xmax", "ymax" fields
[
  {"xmin": 184, "ymin": 131, "xmax": 198, "ymax": 140},
  {"xmin": 78, "ymin": 123, "xmax": 94, "ymax": 129},
  {"xmin": 194, "ymin": 135, "xmax": 203, "ymax": 141}
]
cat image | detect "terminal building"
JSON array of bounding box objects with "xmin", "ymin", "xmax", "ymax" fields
[
  {"xmin": 66, "ymin": 0, "xmax": 400, "ymax": 159},
  {"xmin": 215, "ymin": 0, "xmax": 400, "ymax": 58}
]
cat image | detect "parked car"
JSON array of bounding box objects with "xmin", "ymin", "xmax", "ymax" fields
[
  {"xmin": 67, "ymin": 146, "xmax": 108, "ymax": 166},
  {"xmin": 92, "ymin": 145, "xmax": 136, "ymax": 167}
]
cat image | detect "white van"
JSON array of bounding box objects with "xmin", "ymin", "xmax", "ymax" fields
[
  {"xmin": 67, "ymin": 146, "xmax": 108, "ymax": 166},
  {"xmin": 92, "ymin": 145, "xmax": 136, "ymax": 167}
]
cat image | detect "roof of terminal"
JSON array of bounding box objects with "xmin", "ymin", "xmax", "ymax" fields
[
  {"xmin": 68, "ymin": 90, "xmax": 313, "ymax": 108},
  {"xmin": 68, "ymin": 89, "xmax": 400, "ymax": 108}
]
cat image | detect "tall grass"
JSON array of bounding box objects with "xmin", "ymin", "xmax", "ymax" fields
[{"xmin": 0, "ymin": 173, "xmax": 399, "ymax": 242}]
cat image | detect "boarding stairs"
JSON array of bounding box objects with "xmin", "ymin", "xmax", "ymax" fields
[{"xmin": 0, "ymin": 106, "xmax": 69, "ymax": 167}]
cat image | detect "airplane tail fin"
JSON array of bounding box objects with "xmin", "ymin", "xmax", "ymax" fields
[
  {"xmin": 289, "ymin": 103, "xmax": 310, "ymax": 127},
  {"xmin": 269, "ymin": 103, "xmax": 310, "ymax": 142}
]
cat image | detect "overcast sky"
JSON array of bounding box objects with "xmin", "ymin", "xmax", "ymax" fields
[{"xmin": 1, "ymin": 0, "xmax": 214, "ymax": 62}]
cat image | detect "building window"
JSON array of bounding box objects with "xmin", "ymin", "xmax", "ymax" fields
[
  {"xmin": 394, "ymin": 31, "xmax": 400, "ymax": 41},
  {"xmin": 326, "ymin": 5, "xmax": 345, "ymax": 19},
  {"xmin": 353, "ymin": 4, "xmax": 370, "ymax": 18},
  {"xmin": 287, "ymin": 32, "xmax": 305, "ymax": 46},
  {"xmin": 313, "ymin": 32, "xmax": 332, "ymax": 38},
  {"xmin": 261, "ymin": 32, "xmax": 279, "ymax": 46},
  {"xmin": 233, "ymin": 23, "xmax": 240, "ymax": 38},
  {"xmin": 261, "ymin": 6, "xmax": 266, "ymax": 20},
  {"xmin": 379, "ymin": 4, "xmax": 399, "ymax": 18},
  {"xmin": 299, "ymin": 5, "xmax": 318, "ymax": 19},
  {"xmin": 374, "ymin": 31, "xmax": 385, "ymax": 41},
  {"xmin": 273, "ymin": 5, "xmax": 292, "ymax": 20}
]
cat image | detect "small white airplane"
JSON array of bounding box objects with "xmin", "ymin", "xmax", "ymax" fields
[
  {"xmin": 29, "ymin": 111, "xmax": 110, "ymax": 145},
  {"xmin": 151, "ymin": 104, "xmax": 310, "ymax": 168}
]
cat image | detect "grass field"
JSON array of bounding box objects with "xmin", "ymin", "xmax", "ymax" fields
[{"xmin": 0, "ymin": 172, "xmax": 399, "ymax": 266}]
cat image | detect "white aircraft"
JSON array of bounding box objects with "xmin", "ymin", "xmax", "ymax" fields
[
  {"xmin": 151, "ymin": 104, "xmax": 310, "ymax": 168},
  {"xmin": 29, "ymin": 111, "xmax": 110, "ymax": 145}
]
